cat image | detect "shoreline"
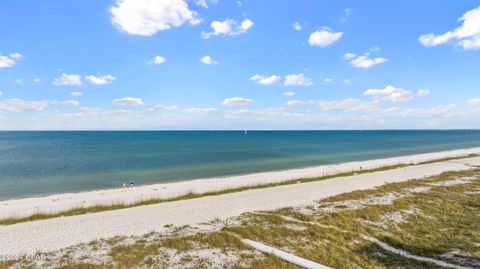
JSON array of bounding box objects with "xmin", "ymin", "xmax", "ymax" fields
[
  {"xmin": 1, "ymin": 155, "xmax": 480, "ymax": 255},
  {"xmin": 1, "ymin": 147, "xmax": 480, "ymax": 220}
]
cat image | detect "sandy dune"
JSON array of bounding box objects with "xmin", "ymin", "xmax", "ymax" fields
[
  {"xmin": 1, "ymin": 147, "xmax": 480, "ymax": 220},
  {"xmin": 1, "ymin": 156, "xmax": 479, "ymax": 256}
]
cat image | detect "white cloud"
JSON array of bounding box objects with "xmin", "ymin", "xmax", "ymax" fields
[
  {"xmin": 51, "ymin": 100, "xmax": 80, "ymax": 107},
  {"xmin": 185, "ymin": 107, "xmax": 218, "ymax": 113},
  {"xmin": 201, "ymin": 19, "xmax": 254, "ymax": 39},
  {"xmin": 308, "ymin": 28, "xmax": 343, "ymax": 47},
  {"xmin": 416, "ymin": 88, "xmax": 431, "ymax": 97},
  {"xmin": 63, "ymin": 100, "xmax": 80, "ymax": 106},
  {"xmin": 344, "ymin": 52, "xmax": 387, "ymax": 68},
  {"xmin": 148, "ymin": 55, "xmax": 166, "ymax": 65},
  {"xmin": 343, "ymin": 79, "xmax": 351, "ymax": 84},
  {"xmin": 148, "ymin": 104, "xmax": 179, "ymax": 112},
  {"xmin": 33, "ymin": 78, "xmax": 42, "ymax": 83},
  {"xmin": 222, "ymin": 97, "xmax": 253, "ymax": 106},
  {"xmin": 419, "ymin": 6, "xmax": 480, "ymax": 50},
  {"xmin": 250, "ymin": 74, "xmax": 281, "ymax": 85},
  {"xmin": 195, "ymin": 0, "xmax": 208, "ymax": 8},
  {"xmin": 200, "ymin": 55, "xmax": 218, "ymax": 65},
  {"xmin": 339, "ymin": 8, "xmax": 352, "ymax": 24},
  {"xmin": 287, "ymin": 100, "xmax": 306, "ymax": 106},
  {"xmin": 85, "ymin": 74, "xmax": 116, "ymax": 85},
  {"xmin": 0, "ymin": 53, "xmax": 22, "ymax": 68},
  {"xmin": 292, "ymin": 22, "xmax": 302, "ymax": 31},
  {"xmin": 70, "ymin": 91, "xmax": 83, "ymax": 97},
  {"xmin": 318, "ymin": 98, "xmax": 379, "ymax": 112},
  {"xmin": 343, "ymin": 52, "xmax": 356, "ymax": 60},
  {"xmin": 364, "ymin": 85, "xmax": 413, "ymax": 102},
  {"xmin": 283, "ymin": 91, "xmax": 296, "ymax": 97},
  {"xmin": 112, "ymin": 97, "xmax": 144, "ymax": 106},
  {"xmin": 110, "ymin": 0, "xmax": 201, "ymax": 36},
  {"xmin": 324, "ymin": 78, "xmax": 333, "ymax": 83},
  {"xmin": 0, "ymin": 91, "xmax": 2, "ymax": 96},
  {"xmin": 467, "ymin": 98, "xmax": 480, "ymax": 106},
  {"xmin": 241, "ymin": 19, "xmax": 254, "ymax": 31},
  {"xmin": 15, "ymin": 79, "xmax": 23, "ymax": 84},
  {"xmin": 384, "ymin": 104, "xmax": 459, "ymax": 118},
  {"xmin": 53, "ymin": 73, "xmax": 83, "ymax": 86},
  {"xmin": 0, "ymin": 98, "xmax": 48, "ymax": 112},
  {"xmin": 9, "ymin": 53, "xmax": 23, "ymax": 60},
  {"xmin": 283, "ymin": 73, "xmax": 313, "ymax": 86}
]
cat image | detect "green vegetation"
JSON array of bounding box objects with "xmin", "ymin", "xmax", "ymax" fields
[
  {"xmin": 3, "ymin": 168, "xmax": 479, "ymax": 268},
  {"xmin": 1, "ymin": 153, "xmax": 477, "ymax": 226}
]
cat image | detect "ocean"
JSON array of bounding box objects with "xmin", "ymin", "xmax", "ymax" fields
[{"xmin": 1, "ymin": 130, "xmax": 479, "ymax": 200}]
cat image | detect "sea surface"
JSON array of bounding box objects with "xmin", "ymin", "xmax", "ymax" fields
[{"xmin": 1, "ymin": 130, "xmax": 480, "ymax": 200}]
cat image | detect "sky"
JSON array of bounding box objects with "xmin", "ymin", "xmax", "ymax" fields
[{"xmin": 0, "ymin": 0, "xmax": 479, "ymax": 130}]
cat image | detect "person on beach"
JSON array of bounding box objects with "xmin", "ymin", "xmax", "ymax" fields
[
  {"xmin": 130, "ymin": 180, "xmax": 134, "ymax": 187},
  {"xmin": 122, "ymin": 182, "xmax": 127, "ymax": 188}
]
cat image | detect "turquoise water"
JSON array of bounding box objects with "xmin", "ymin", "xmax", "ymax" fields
[{"xmin": 1, "ymin": 130, "xmax": 480, "ymax": 200}]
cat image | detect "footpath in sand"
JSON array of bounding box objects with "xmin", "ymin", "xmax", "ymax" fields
[{"xmin": 1, "ymin": 156, "xmax": 479, "ymax": 256}]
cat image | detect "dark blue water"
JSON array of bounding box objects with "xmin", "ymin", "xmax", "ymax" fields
[{"xmin": 0, "ymin": 130, "xmax": 479, "ymax": 199}]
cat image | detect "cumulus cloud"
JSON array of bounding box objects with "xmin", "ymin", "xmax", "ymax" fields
[
  {"xmin": 200, "ymin": 55, "xmax": 218, "ymax": 65},
  {"xmin": 201, "ymin": 19, "xmax": 254, "ymax": 39},
  {"xmin": 343, "ymin": 52, "xmax": 387, "ymax": 68},
  {"xmin": 364, "ymin": 85, "xmax": 413, "ymax": 102},
  {"xmin": 308, "ymin": 28, "xmax": 343, "ymax": 47},
  {"xmin": 0, "ymin": 98, "xmax": 48, "ymax": 112},
  {"xmin": 324, "ymin": 78, "xmax": 333, "ymax": 83},
  {"xmin": 0, "ymin": 52, "xmax": 23, "ymax": 68},
  {"xmin": 112, "ymin": 97, "xmax": 144, "ymax": 106},
  {"xmin": 318, "ymin": 98, "xmax": 379, "ymax": 112},
  {"xmin": 222, "ymin": 97, "xmax": 253, "ymax": 106},
  {"xmin": 467, "ymin": 98, "xmax": 480, "ymax": 106},
  {"xmin": 148, "ymin": 55, "xmax": 166, "ymax": 65},
  {"xmin": 110, "ymin": 0, "xmax": 201, "ymax": 36},
  {"xmin": 53, "ymin": 73, "xmax": 83, "ymax": 86},
  {"xmin": 416, "ymin": 88, "xmax": 431, "ymax": 97},
  {"xmin": 250, "ymin": 74, "xmax": 281, "ymax": 85},
  {"xmin": 292, "ymin": 22, "xmax": 302, "ymax": 31},
  {"xmin": 70, "ymin": 91, "xmax": 83, "ymax": 97},
  {"xmin": 419, "ymin": 6, "xmax": 480, "ymax": 50},
  {"xmin": 185, "ymin": 107, "xmax": 218, "ymax": 113},
  {"xmin": 283, "ymin": 91, "xmax": 296, "ymax": 97},
  {"xmin": 84, "ymin": 74, "xmax": 116, "ymax": 85},
  {"xmin": 33, "ymin": 78, "xmax": 42, "ymax": 83},
  {"xmin": 283, "ymin": 73, "xmax": 313, "ymax": 86}
]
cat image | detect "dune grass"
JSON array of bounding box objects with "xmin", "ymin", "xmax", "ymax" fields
[
  {"xmin": 0, "ymin": 154, "xmax": 477, "ymax": 226},
  {"xmin": 11, "ymin": 168, "xmax": 478, "ymax": 268}
]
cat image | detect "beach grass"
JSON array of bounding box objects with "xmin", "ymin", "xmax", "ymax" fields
[
  {"xmin": 6, "ymin": 168, "xmax": 478, "ymax": 268},
  {"xmin": 0, "ymin": 154, "xmax": 477, "ymax": 226}
]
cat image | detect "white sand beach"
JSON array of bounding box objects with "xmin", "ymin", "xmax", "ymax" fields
[
  {"xmin": 1, "ymin": 147, "xmax": 480, "ymax": 220},
  {"xmin": 0, "ymin": 149, "xmax": 479, "ymax": 256}
]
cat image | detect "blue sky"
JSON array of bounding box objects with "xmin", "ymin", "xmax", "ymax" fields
[{"xmin": 0, "ymin": 0, "xmax": 479, "ymax": 129}]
